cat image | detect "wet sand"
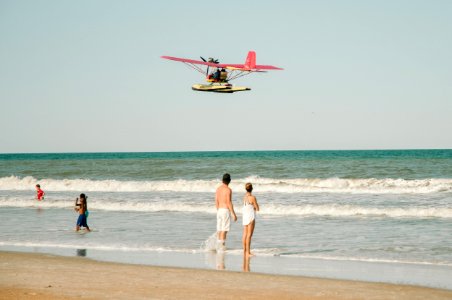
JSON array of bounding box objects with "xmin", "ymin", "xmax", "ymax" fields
[{"xmin": 1, "ymin": 251, "xmax": 451, "ymax": 300}]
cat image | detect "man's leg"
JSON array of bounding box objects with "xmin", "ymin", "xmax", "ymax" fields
[
  {"xmin": 217, "ymin": 231, "xmax": 227, "ymax": 251},
  {"xmin": 221, "ymin": 231, "xmax": 227, "ymax": 241}
]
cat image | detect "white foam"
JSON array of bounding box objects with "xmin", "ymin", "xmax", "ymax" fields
[
  {"xmin": 278, "ymin": 253, "xmax": 452, "ymax": 267},
  {"xmin": 0, "ymin": 241, "xmax": 200, "ymax": 253},
  {"xmin": 200, "ymin": 232, "xmax": 218, "ymax": 252},
  {"xmin": 1, "ymin": 197, "xmax": 451, "ymax": 218},
  {"xmin": 1, "ymin": 175, "xmax": 451, "ymax": 194},
  {"xmin": 0, "ymin": 197, "xmax": 217, "ymax": 213},
  {"xmin": 260, "ymin": 204, "xmax": 452, "ymax": 218}
]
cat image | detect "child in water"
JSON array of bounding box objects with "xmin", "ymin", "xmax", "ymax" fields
[
  {"xmin": 35, "ymin": 184, "xmax": 45, "ymax": 201},
  {"xmin": 75, "ymin": 193, "xmax": 90, "ymax": 232}
]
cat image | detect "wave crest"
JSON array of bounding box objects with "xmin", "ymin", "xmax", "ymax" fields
[
  {"xmin": 1, "ymin": 197, "xmax": 451, "ymax": 218},
  {"xmin": 1, "ymin": 175, "xmax": 451, "ymax": 194}
]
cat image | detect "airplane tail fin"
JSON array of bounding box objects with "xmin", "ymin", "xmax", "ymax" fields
[{"xmin": 244, "ymin": 51, "xmax": 256, "ymax": 69}]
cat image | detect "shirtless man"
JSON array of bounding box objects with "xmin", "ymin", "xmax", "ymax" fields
[
  {"xmin": 75, "ymin": 193, "xmax": 90, "ymax": 232},
  {"xmin": 215, "ymin": 173, "xmax": 237, "ymax": 251}
]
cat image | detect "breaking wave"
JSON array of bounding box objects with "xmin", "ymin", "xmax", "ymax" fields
[
  {"xmin": 0, "ymin": 175, "xmax": 451, "ymax": 194},
  {"xmin": 1, "ymin": 197, "xmax": 451, "ymax": 218}
]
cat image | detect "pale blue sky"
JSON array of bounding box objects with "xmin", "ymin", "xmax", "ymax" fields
[{"xmin": 1, "ymin": 0, "xmax": 451, "ymax": 153}]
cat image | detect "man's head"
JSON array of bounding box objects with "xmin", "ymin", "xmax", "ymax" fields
[{"xmin": 222, "ymin": 173, "xmax": 231, "ymax": 185}]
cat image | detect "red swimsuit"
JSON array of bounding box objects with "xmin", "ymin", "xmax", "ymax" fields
[{"xmin": 37, "ymin": 189, "xmax": 44, "ymax": 200}]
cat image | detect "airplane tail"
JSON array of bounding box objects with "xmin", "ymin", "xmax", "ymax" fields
[{"xmin": 244, "ymin": 51, "xmax": 256, "ymax": 69}]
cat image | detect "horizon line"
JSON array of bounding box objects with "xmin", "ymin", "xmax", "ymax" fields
[{"xmin": 1, "ymin": 148, "xmax": 451, "ymax": 155}]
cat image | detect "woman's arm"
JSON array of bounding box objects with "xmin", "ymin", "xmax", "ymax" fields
[{"xmin": 252, "ymin": 196, "xmax": 259, "ymax": 211}]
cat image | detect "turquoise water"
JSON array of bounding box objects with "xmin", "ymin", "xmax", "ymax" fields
[
  {"xmin": 1, "ymin": 150, "xmax": 451, "ymax": 288},
  {"xmin": 1, "ymin": 149, "xmax": 451, "ymax": 180}
]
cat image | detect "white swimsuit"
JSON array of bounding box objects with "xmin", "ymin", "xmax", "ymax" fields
[{"xmin": 242, "ymin": 195, "xmax": 255, "ymax": 226}]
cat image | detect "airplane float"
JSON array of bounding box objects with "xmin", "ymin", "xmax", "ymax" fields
[{"xmin": 161, "ymin": 51, "xmax": 283, "ymax": 93}]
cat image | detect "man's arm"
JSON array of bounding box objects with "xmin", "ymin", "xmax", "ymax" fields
[
  {"xmin": 227, "ymin": 189, "xmax": 237, "ymax": 221},
  {"xmin": 74, "ymin": 198, "xmax": 81, "ymax": 211},
  {"xmin": 215, "ymin": 190, "xmax": 219, "ymax": 210}
]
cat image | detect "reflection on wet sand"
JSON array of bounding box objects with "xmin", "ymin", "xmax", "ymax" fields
[
  {"xmin": 76, "ymin": 249, "xmax": 87, "ymax": 257},
  {"xmin": 216, "ymin": 251, "xmax": 225, "ymax": 270},
  {"xmin": 205, "ymin": 251, "xmax": 252, "ymax": 272},
  {"xmin": 243, "ymin": 255, "xmax": 250, "ymax": 272}
]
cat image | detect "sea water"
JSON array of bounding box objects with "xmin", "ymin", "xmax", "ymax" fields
[{"xmin": 1, "ymin": 150, "xmax": 451, "ymax": 289}]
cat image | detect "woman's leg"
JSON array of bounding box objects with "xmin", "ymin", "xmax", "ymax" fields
[
  {"xmin": 242, "ymin": 225, "xmax": 248, "ymax": 254},
  {"xmin": 249, "ymin": 219, "xmax": 255, "ymax": 238},
  {"xmin": 246, "ymin": 220, "xmax": 255, "ymax": 256}
]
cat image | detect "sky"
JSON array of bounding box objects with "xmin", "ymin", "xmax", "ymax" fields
[{"xmin": 1, "ymin": 0, "xmax": 451, "ymax": 153}]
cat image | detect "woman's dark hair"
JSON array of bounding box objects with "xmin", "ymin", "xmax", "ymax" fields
[
  {"xmin": 245, "ymin": 183, "xmax": 253, "ymax": 192},
  {"xmin": 222, "ymin": 173, "xmax": 231, "ymax": 184}
]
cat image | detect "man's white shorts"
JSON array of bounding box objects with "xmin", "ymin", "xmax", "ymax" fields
[{"xmin": 217, "ymin": 208, "xmax": 231, "ymax": 232}]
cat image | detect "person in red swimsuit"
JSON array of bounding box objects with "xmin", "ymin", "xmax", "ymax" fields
[{"xmin": 36, "ymin": 184, "xmax": 45, "ymax": 201}]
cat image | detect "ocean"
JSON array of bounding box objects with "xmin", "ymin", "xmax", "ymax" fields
[{"xmin": 1, "ymin": 150, "xmax": 451, "ymax": 289}]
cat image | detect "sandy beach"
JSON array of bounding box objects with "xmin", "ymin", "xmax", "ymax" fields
[{"xmin": 1, "ymin": 251, "xmax": 451, "ymax": 300}]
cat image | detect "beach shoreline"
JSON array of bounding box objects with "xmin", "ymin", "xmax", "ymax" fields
[
  {"xmin": 1, "ymin": 251, "xmax": 452, "ymax": 300},
  {"xmin": 2, "ymin": 243, "xmax": 452, "ymax": 291}
]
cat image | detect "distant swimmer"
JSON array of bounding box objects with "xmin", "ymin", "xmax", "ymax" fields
[
  {"xmin": 215, "ymin": 173, "xmax": 237, "ymax": 251},
  {"xmin": 242, "ymin": 183, "xmax": 259, "ymax": 257},
  {"xmin": 35, "ymin": 184, "xmax": 45, "ymax": 201},
  {"xmin": 75, "ymin": 193, "xmax": 90, "ymax": 232}
]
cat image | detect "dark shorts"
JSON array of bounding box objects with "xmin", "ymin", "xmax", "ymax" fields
[{"xmin": 76, "ymin": 214, "xmax": 88, "ymax": 227}]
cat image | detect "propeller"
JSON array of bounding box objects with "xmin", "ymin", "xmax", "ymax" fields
[
  {"xmin": 208, "ymin": 57, "xmax": 219, "ymax": 64},
  {"xmin": 200, "ymin": 56, "xmax": 219, "ymax": 76}
]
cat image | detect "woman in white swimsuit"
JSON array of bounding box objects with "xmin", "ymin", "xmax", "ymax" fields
[{"xmin": 242, "ymin": 182, "xmax": 260, "ymax": 257}]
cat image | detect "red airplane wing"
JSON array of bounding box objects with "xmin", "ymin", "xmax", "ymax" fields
[
  {"xmin": 161, "ymin": 56, "xmax": 221, "ymax": 68},
  {"xmin": 162, "ymin": 51, "xmax": 283, "ymax": 71}
]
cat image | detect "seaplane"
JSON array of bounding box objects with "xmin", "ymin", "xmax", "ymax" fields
[{"xmin": 161, "ymin": 51, "xmax": 283, "ymax": 93}]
